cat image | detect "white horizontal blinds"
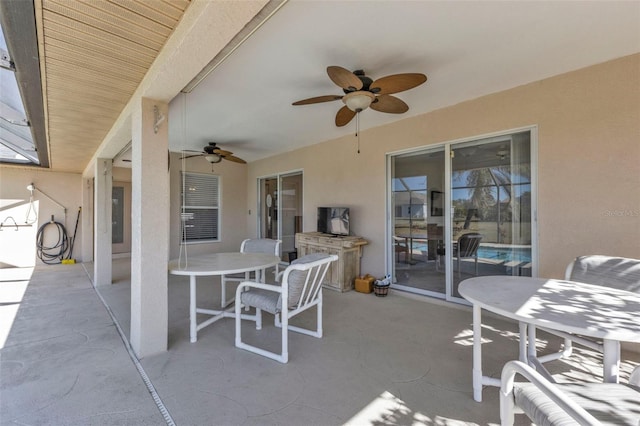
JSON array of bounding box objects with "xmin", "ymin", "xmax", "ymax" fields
[{"xmin": 181, "ymin": 172, "xmax": 219, "ymax": 242}]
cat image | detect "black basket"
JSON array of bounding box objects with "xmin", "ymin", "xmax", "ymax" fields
[{"xmin": 373, "ymin": 283, "xmax": 390, "ymax": 297}]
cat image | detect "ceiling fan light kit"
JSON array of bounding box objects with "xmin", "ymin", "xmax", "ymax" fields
[
  {"xmin": 343, "ymin": 91, "xmax": 375, "ymax": 112},
  {"xmin": 204, "ymin": 153, "xmax": 222, "ymax": 163}
]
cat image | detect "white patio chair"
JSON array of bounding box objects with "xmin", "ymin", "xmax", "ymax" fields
[
  {"xmin": 220, "ymin": 238, "xmax": 281, "ymax": 307},
  {"xmin": 234, "ymin": 252, "xmax": 338, "ymax": 363},
  {"xmin": 535, "ymin": 255, "xmax": 640, "ymax": 365},
  {"xmin": 500, "ymin": 360, "xmax": 640, "ymax": 426}
]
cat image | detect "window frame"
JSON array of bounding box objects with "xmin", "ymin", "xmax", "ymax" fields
[{"xmin": 180, "ymin": 171, "xmax": 221, "ymax": 244}]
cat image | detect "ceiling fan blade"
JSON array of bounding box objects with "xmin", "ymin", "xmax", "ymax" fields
[
  {"xmin": 212, "ymin": 148, "xmax": 233, "ymax": 156},
  {"xmin": 327, "ymin": 66, "xmax": 363, "ymax": 91},
  {"xmin": 292, "ymin": 95, "xmax": 343, "ymax": 106},
  {"xmin": 369, "ymin": 73, "xmax": 427, "ymax": 95},
  {"xmin": 180, "ymin": 154, "xmax": 204, "ymax": 159},
  {"xmin": 223, "ymin": 155, "xmax": 246, "ymax": 164},
  {"xmin": 371, "ymin": 95, "xmax": 409, "ymax": 114},
  {"xmin": 181, "ymin": 149, "xmax": 203, "ymax": 153},
  {"xmin": 335, "ymin": 105, "xmax": 356, "ymax": 127}
]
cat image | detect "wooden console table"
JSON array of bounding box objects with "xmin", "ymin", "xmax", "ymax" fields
[{"xmin": 295, "ymin": 232, "xmax": 368, "ymax": 292}]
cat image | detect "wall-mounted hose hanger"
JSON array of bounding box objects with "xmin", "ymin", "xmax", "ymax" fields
[{"xmin": 36, "ymin": 215, "xmax": 69, "ymax": 264}]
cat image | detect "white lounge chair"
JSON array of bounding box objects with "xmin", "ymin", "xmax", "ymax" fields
[{"xmin": 234, "ymin": 253, "xmax": 338, "ymax": 363}]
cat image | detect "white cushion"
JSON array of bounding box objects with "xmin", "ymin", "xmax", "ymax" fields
[
  {"xmin": 514, "ymin": 382, "xmax": 640, "ymax": 425},
  {"xmin": 569, "ymin": 255, "xmax": 640, "ymax": 293},
  {"xmin": 240, "ymin": 253, "xmax": 331, "ymax": 313}
]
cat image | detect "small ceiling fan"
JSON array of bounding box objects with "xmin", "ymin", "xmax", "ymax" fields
[
  {"xmin": 292, "ymin": 66, "xmax": 427, "ymax": 127},
  {"xmin": 181, "ymin": 142, "xmax": 246, "ymax": 164}
]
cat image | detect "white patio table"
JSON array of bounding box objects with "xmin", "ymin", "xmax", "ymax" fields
[
  {"xmin": 168, "ymin": 252, "xmax": 280, "ymax": 342},
  {"xmin": 459, "ymin": 276, "xmax": 640, "ymax": 402}
]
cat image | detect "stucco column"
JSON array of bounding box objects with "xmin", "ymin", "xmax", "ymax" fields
[
  {"xmin": 81, "ymin": 177, "xmax": 94, "ymax": 263},
  {"xmin": 94, "ymin": 159, "xmax": 112, "ymax": 286},
  {"xmin": 130, "ymin": 98, "xmax": 169, "ymax": 357}
]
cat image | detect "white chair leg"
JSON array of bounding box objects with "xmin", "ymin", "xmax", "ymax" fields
[
  {"xmin": 281, "ymin": 311, "xmax": 289, "ymax": 364},
  {"xmin": 235, "ymin": 299, "xmax": 242, "ymax": 347},
  {"xmin": 221, "ymin": 277, "xmax": 227, "ymax": 308},
  {"xmin": 500, "ymin": 389, "xmax": 516, "ymax": 426},
  {"xmin": 256, "ymin": 308, "xmax": 262, "ymax": 330},
  {"xmin": 273, "ymin": 310, "xmax": 280, "ymax": 326},
  {"xmin": 317, "ymin": 297, "xmax": 323, "ymax": 337}
]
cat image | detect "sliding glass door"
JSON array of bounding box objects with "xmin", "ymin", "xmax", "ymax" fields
[
  {"xmin": 449, "ymin": 131, "xmax": 533, "ymax": 299},
  {"xmin": 259, "ymin": 171, "xmax": 303, "ymax": 263},
  {"xmin": 389, "ymin": 128, "xmax": 535, "ymax": 302},
  {"xmin": 391, "ymin": 148, "xmax": 446, "ymax": 297}
]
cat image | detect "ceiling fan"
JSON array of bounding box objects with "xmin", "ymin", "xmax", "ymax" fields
[
  {"xmin": 181, "ymin": 142, "xmax": 247, "ymax": 164},
  {"xmin": 292, "ymin": 66, "xmax": 427, "ymax": 127}
]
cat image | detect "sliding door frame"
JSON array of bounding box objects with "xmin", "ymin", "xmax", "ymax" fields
[
  {"xmin": 257, "ymin": 168, "xmax": 304, "ymax": 262},
  {"xmin": 386, "ymin": 125, "xmax": 538, "ymax": 304}
]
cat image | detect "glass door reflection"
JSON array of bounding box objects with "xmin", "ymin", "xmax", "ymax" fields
[
  {"xmin": 449, "ymin": 132, "xmax": 533, "ymax": 299},
  {"xmin": 392, "ymin": 149, "xmax": 446, "ymax": 297}
]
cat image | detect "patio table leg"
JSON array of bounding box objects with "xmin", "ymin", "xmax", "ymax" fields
[
  {"xmin": 472, "ymin": 303, "xmax": 483, "ymax": 402},
  {"xmin": 603, "ymin": 339, "xmax": 620, "ymax": 383},
  {"xmin": 524, "ymin": 323, "xmax": 556, "ymax": 382},
  {"xmin": 190, "ymin": 275, "xmax": 197, "ymax": 343},
  {"xmin": 471, "ymin": 303, "xmax": 501, "ymax": 402},
  {"xmin": 519, "ymin": 322, "xmax": 528, "ymax": 362}
]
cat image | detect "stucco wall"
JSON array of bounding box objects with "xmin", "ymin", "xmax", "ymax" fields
[
  {"xmin": 247, "ymin": 54, "xmax": 640, "ymax": 280},
  {"xmin": 0, "ymin": 167, "xmax": 83, "ymax": 267}
]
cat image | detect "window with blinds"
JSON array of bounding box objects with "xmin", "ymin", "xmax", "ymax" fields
[{"xmin": 181, "ymin": 172, "xmax": 220, "ymax": 243}]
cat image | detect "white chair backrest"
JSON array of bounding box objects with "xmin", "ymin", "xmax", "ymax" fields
[
  {"xmin": 240, "ymin": 238, "xmax": 281, "ymax": 256},
  {"xmin": 565, "ymin": 255, "xmax": 640, "ymax": 293},
  {"xmin": 281, "ymin": 253, "xmax": 337, "ymax": 309}
]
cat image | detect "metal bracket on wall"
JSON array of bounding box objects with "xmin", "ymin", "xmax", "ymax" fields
[
  {"xmin": 0, "ymin": 216, "xmax": 32, "ymax": 230},
  {"xmin": 153, "ymin": 105, "xmax": 165, "ymax": 134}
]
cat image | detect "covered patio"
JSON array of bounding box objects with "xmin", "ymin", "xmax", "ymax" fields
[{"xmin": 2, "ymin": 261, "xmax": 638, "ymax": 425}]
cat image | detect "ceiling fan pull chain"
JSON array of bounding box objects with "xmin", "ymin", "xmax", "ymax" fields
[{"xmin": 356, "ymin": 112, "xmax": 360, "ymax": 154}]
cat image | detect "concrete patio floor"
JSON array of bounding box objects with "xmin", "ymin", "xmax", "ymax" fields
[{"xmin": 2, "ymin": 260, "xmax": 638, "ymax": 425}]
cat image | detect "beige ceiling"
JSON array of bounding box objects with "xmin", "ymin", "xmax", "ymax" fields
[
  {"xmin": 36, "ymin": 0, "xmax": 191, "ymax": 172},
  {"xmin": 166, "ymin": 1, "xmax": 640, "ymax": 165}
]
